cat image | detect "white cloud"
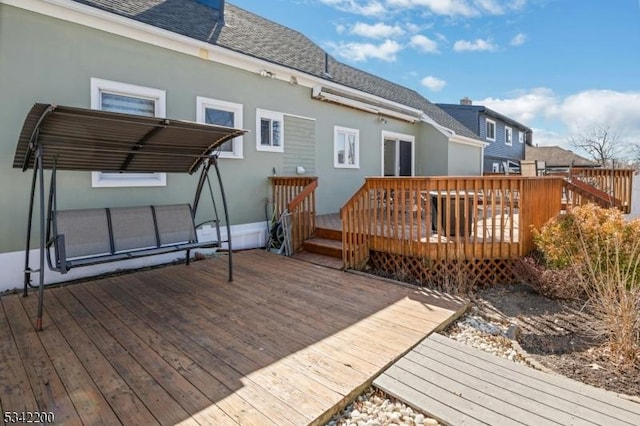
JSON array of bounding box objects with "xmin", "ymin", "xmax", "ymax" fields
[
  {"xmin": 557, "ymin": 90, "xmax": 640, "ymax": 135},
  {"xmin": 421, "ymin": 75, "xmax": 447, "ymax": 91},
  {"xmin": 351, "ymin": 22, "xmax": 405, "ymax": 38},
  {"xmin": 480, "ymin": 88, "xmax": 557, "ymax": 124},
  {"xmin": 335, "ymin": 23, "xmax": 347, "ymax": 34},
  {"xmin": 476, "ymin": 89, "xmax": 640, "ymax": 150},
  {"xmin": 384, "ymin": 0, "xmax": 526, "ymax": 17},
  {"xmin": 330, "ymin": 39, "xmax": 403, "ymax": 61},
  {"xmin": 453, "ymin": 38, "xmax": 497, "ymax": 52},
  {"xmin": 319, "ymin": 0, "xmax": 386, "ymax": 16},
  {"xmin": 510, "ymin": 32, "xmax": 527, "ymax": 46},
  {"xmin": 410, "ymin": 34, "xmax": 440, "ymax": 53}
]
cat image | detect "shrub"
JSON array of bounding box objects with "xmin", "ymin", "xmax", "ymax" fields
[{"xmin": 532, "ymin": 204, "xmax": 640, "ymax": 365}]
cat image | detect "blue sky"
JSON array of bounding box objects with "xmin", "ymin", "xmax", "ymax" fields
[{"xmin": 230, "ymin": 0, "xmax": 640, "ymax": 154}]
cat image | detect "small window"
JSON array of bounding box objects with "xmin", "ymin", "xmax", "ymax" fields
[
  {"xmin": 196, "ymin": 97, "xmax": 243, "ymax": 159},
  {"xmin": 486, "ymin": 119, "xmax": 496, "ymax": 141},
  {"xmin": 334, "ymin": 126, "xmax": 359, "ymax": 168},
  {"xmin": 518, "ymin": 131, "xmax": 524, "ymax": 144},
  {"xmin": 90, "ymin": 78, "xmax": 166, "ymax": 187},
  {"xmin": 256, "ymin": 109, "xmax": 284, "ymax": 152},
  {"xmin": 492, "ymin": 163, "xmax": 500, "ymax": 173},
  {"xmin": 505, "ymin": 127, "xmax": 513, "ymax": 146}
]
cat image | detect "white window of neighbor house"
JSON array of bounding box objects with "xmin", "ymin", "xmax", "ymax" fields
[
  {"xmin": 256, "ymin": 108, "xmax": 284, "ymax": 152},
  {"xmin": 486, "ymin": 118, "xmax": 496, "ymax": 141},
  {"xmin": 505, "ymin": 126, "xmax": 513, "ymax": 146},
  {"xmin": 196, "ymin": 97, "xmax": 243, "ymax": 159},
  {"xmin": 519, "ymin": 130, "xmax": 525, "ymax": 143},
  {"xmin": 334, "ymin": 126, "xmax": 359, "ymax": 169},
  {"xmin": 90, "ymin": 78, "xmax": 167, "ymax": 187},
  {"xmin": 492, "ymin": 162, "xmax": 500, "ymax": 173}
]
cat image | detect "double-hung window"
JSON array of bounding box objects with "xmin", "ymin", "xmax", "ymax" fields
[
  {"xmin": 256, "ymin": 109, "xmax": 284, "ymax": 152},
  {"xmin": 485, "ymin": 119, "xmax": 496, "ymax": 141},
  {"xmin": 196, "ymin": 97, "xmax": 243, "ymax": 159},
  {"xmin": 90, "ymin": 78, "xmax": 166, "ymax": 187},
  {"xmin": 334, "ymin": 126, "xmax": 359, "ymax": 168},
  {"xmin": 505, "ymin": 127, "xmax": 513, "ymax": 146}
]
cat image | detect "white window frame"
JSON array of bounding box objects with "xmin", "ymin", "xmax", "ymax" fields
[
  {"xmin": 256, "ymin": 108, "xmax": 284, "ymax": 153},
  {"xmin": 505, "ymin": 126, "xmax": 513, "ymax": 146},
  {"xmin": 492, "ymin": 162, "xmax": 500, "ymax": 173},
  {"xmin": 90, "ymin": 78, "xmax": 167, "ymax": 187},
  {"xmin": 334, "ymin": 126, "xmax": 360, "ymax": 169},
  {"xmin": 196, "ymin": 96, "xmax": 243, "ymax": 159},
  {"xmin": 485, "ymin": 118, "xmax": 496, "ymax": 142},
  {"xmin": 518, "ymin": 130, "xmax": 524, "ymax": 144}
]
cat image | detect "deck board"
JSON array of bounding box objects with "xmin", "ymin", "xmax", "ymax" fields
[
  {"xmin": 375, "ymin": 333, "xmax": 640, "ymax": 426},
  {"xmin": 0, "ymin": 250, "xmax": 464, "ymax": 425}
]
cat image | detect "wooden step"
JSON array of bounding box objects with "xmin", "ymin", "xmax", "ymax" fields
[
  {"xmin": 314, "ymin": 226, "xmax": 342, "ymax": 241},
  {"xmin": 291, "ymin": 251, "xmax": 344, "ymax": 270},
  {"xmin": 303, "ymin": 237, "xmax": 342, "ymax": 258}
]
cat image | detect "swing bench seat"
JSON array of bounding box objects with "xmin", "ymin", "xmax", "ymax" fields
[{"xmin": 49, "ymin": 203, "xmax": 218, "ymax": 273}]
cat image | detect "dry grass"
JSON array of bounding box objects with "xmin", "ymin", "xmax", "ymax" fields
[{"xmin": 533, "ymin": 204, "xmax": 640, "ymax": 366}]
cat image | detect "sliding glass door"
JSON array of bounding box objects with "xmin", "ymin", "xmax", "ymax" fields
[{"xmin": 383, "ymin": 132, "xmax": 414, "ymax": 176}]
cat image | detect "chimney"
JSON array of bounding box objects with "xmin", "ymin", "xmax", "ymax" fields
[{"xmin": 460, "ymin": 97, "xmax": 472, "ymax": 106}]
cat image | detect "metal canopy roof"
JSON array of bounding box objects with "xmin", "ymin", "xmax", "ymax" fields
[{"xmin": 13, "ymin": 103, "xmax": 248, "ymax": 174}]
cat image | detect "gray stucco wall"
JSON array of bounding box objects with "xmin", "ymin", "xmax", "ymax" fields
[
  {"xmin": 0, "ymin": 5, "xmax": 421, "ymax": 252},
  {"xmin": 2, "ymin": 5, "xmax": 460, "ymax": 252},
  {"xmin": 448, "ymin": 142, "xmax": 482, "ymax": 176},
  {"xmin": 418, "ymin": 125, "xmax": 449, "ymax": 176}
]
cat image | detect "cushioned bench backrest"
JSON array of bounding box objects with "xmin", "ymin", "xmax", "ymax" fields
[
  {"xmin": 110, "ymin": 206, "xmax": 157, "ymax": 253},
  {"xmin": 154, "ymin": 204, "xmax": 197, "ymax": 246},
  {"xmin": 56, "ymin": 208, "xmax": 111, "ymax": 259}
]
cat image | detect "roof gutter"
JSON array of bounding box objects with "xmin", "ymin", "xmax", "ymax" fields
[{"xmin": 312, "ymin": 86, "xmax": 422, "ymax": 123}]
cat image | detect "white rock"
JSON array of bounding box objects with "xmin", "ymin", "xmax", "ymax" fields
[{"xmin": 414, "ymin": 413, "xmax": 425, "ymax": 424}]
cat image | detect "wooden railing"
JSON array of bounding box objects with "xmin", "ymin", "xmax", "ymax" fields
[
  {"xmin": 570, "ymin": 167, "xmax": 634, "ymax": 213},
  {"xmin": 269, "ymin": 176, "xmax": 318, "ymax": 253},
  {"xmin": 341, "ymin": 176, "xmax": 565, "ymax": 269}
]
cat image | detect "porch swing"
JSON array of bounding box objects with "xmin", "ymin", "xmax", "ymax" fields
[{"xmin": 13, "ymin": 103, "xmax": 247, "ymax": 330}]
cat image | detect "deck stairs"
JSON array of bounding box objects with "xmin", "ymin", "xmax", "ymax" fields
[
  {"xmin": 564, "ymin": 177, "xmax": 623, "ymax": 209},
  {"xmin": 292, "ymin": 220, "xmax": 344, "ymax": 269}
]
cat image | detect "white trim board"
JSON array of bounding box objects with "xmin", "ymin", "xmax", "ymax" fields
[{"xmin": 0, "ymin": 221, "xmax": 268, "ymax": 293}]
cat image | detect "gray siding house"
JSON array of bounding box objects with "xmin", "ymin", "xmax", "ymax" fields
[
  {"xmin": 0, "ymin": 0, "xmax": 484, "ymax": 290},
  {"xmin": 437, "ymin": 98, "xmax": 532, "ymax": 173}
]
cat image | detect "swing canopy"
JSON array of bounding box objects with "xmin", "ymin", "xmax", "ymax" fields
[
  {"xmin": 13, "ymin": 103, "xmax": 246, "ymax": 173},
  {"xmin": 14, "ymin": 103, "xmax": 248, "ymax": 331}
]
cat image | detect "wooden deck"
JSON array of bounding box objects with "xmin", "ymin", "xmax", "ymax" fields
[
  {"xmin": 375, "ymin": 333, "xmax": 640, "ymax": 426},
  {"xmin": 0, "ymin": 250, "xmax": 466, "ymax": 425}
]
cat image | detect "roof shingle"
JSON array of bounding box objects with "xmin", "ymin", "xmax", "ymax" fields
[{"xmin": 71, "ymin": 0, "xmax": 480, "ymax": 139}]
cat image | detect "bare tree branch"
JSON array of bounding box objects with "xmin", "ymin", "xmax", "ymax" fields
[{"xmin": 568, "ymin": 125, "xmax": 624, "ymax": 166}]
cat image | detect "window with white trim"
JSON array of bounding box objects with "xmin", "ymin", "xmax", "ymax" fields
[
  {"xmin": 196, "ymin": 97, "xmax": 243, "ymax": 159},
  {"xmin": 334, "ymin": 126, "xmax": 359, "ymax": 168},
  {"xmin": 485, "ymin": 119, "xmax": 496, "ymax": 141},
  {"xmin": 518, "ymin": 130, "xmax": 524, "ymax": 144},
  {"xmin": 256, "ymin": 109, "xmax": 284, "ymax": 152},
  {"xmin": 505, "ymin": 126, "xmax": 513, "ymax": 146},
  {"xmin": 90, "ymin": 78, "xmax": 167, "ymax": 187},
  {"xmin": 492, "ymin": 163, "xmax": 500, "ymax": 173}
]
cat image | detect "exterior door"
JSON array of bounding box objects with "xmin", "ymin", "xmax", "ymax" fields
[{"xmin": 383, "ymin": 134, "xmax": 414, "ymax": 176}]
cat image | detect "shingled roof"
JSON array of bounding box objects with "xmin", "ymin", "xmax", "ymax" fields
[
  {"xmin": 71, "ymin": 0, "xmax": 480, "ymax": 140},
  {"xmin": 525, "ymin": 145, "xmax": 598, "ymax": 168}
]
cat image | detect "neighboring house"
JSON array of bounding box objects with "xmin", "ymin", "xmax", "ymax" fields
[
  {"xmin": 437, "ymin": 98, "xmax": 532, "ymax": 173},
  {"xmin": 525, "ymin": 145, "xmax": 598, "ymax": 170},
  {"xmin": 0, "ymin": 0, "xmax": 485, "ymax": 290}
]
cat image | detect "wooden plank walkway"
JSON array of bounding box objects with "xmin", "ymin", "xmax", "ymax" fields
[
  {"xmin": 375, "ymin": 333, "xmax": 640, "ymax": 426},
  {"xmin": 0, "ymin": 250, "xmax": 466, "ymax": 425}
]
